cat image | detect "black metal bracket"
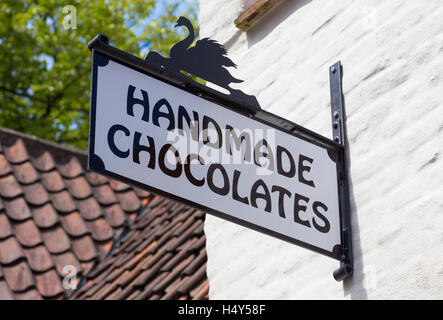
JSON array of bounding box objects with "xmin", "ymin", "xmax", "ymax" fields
[{"xmin": 329, "ymin": 61, "xmax": 353, "ymax": 281}]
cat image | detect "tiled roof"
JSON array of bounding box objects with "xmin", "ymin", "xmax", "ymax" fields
[
  {"xmin": 71, "ymin": 196, "xmax": 208, "ymax": 300},
  {"xmin": 0, "ymin": 128, "xmax": 208, "ymax": 300}
]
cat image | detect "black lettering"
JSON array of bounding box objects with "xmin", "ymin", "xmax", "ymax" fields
[
  {"xmin": 250, "ymin": 179, "xmax": 272, "ymax": 213},
  {"xmin": 271, "ymin": 186, "xmax": 291, "ymax": 218},
  {"xmin": 276, "ymin": 145, "xmax": 295, "ymax": 178},
  {"xmin": 133, "ymin": 132, "xmax": 155, "ymax": 169},
  {"xmin": 184, "ymin": 154, "xmax": 205, "ymax": 186},
  {"xmin": 293, "ymin": 193, "xmax": 311, "ymax": 228},
  {"xmin": 207, "ymin": 163, "xmax": 229, "ymax": 196},
  {"xmin": 298, "ymin": 154, "xmax": 315, "ymax": 188},
  {"xmin": 312, "ymin": 201, "xmax": 330, "ymax": 233},
  {"xmin": 232, "ymin": 170, "xmax": 249, "ymax": 205},
  {"xmin": 202, "ymin": 116, "xmax": 222, "ymax": 149},
  {"xmin": 107, "ymin": 124, "xmax": 130, "ymax": 158},
  {"xmin": 127, "ymin": 85, "xmax": 149, "ymax": 121},
  {"xmin": 254, "ymin": 139, "xmax": 275, "ymax": 171},
  {"xmin": 178, "ymin": 105, "xmax": 199, "ymax": 141},
  {"xmin": 153, "ymin": 98, "xmax": 175, "ymax": 130},
  {"xmin": 158, "ymin": 144, "xmax": 182, "ymax": 178},
  {"xmin": 225, "ymin": 125, "xmax": 251, "ymax": 162}
]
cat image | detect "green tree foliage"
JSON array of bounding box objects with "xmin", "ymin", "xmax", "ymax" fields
[{"xmin": 0, "ymin": 0, "xmax": 198, "ymax": 149}]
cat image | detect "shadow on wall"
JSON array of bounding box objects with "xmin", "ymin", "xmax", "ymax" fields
[
  {"xmin": 341, "ymin": 80, "xmax": 368, "ymax": 299},
  {"xmin": 246, "ymin": 0, "xmax": 313, "ymax": 48}
]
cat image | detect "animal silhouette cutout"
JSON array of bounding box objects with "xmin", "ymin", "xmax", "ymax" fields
[{"xmin": 145, "ymin": 16, "xmax": 261, "ymax": 112}]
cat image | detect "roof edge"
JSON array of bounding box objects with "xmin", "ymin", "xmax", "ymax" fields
[{"xmin": 0, "ymin": 127, "xmax": 88, "ymax": 161}]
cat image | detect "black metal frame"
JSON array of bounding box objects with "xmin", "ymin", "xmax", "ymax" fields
[
  {"xmin": 329, "ymin": 62, "xmax": 353, "ymax": 281},
  {"xmin": 88, "ymin": 34, "xmax": 353, "ymax": 281}
]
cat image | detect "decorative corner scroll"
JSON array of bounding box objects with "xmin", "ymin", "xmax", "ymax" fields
[
  {"xmin": 145, "ymin": 16, "xmax": 261, "ymax": 113},
  {"xmin": 89, "ymin": 154, "xmax": 105, "ymax": 173}
]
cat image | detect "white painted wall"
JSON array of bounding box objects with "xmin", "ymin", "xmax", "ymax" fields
[{"xmin": 199, "ymin": 0, "xmax": 443, "ymax": 299}]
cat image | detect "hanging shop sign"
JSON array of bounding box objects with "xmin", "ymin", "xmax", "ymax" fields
[{"xmin": 88, "ymin": 16, "xmax": 353, "ymax": 281}]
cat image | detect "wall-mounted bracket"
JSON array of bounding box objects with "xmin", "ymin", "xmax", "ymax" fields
[{"xmin": 329, "ymin": 61, "xmax": 353, "ymax": 281}]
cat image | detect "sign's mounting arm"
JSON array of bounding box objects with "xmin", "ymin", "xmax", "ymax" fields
[{"xmin": 330, "ymin": 62, "xmax": 353, "ymax": 281}]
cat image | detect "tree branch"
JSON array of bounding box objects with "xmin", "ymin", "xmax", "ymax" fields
[{"xmin": 0, "ymin": 86, "xmax": 46, "ymax": 103}]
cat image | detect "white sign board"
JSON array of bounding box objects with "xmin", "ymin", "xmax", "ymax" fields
[{"xmin": 89, "ymin": 52, "xmax": 342, "ymax": 259}]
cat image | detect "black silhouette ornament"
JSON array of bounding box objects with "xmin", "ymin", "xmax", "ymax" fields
[{"xmin": 145, "ymin": 16, "xmax": 261, "ymax": 112}]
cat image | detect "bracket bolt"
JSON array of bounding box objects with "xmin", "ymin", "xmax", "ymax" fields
[
  {"xmin": 333, "ymin": 121, "xmax": 339, "ymax": 129},
  {"xmin": 333, "ymin": 111, "xmax": 339, "ymax": 119},
  {"xmin": 331, "ymin": 66, "xmax": 337, "ymax": 74},
  {"xmin": 334, "ymin": 136, "xmax": 340, "ymax": 142}
]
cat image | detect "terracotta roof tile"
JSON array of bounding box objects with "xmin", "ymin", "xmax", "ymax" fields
[
  {"xmin": 13, "ymin": 288, "xmax": 43, "ymax": 300},
  {"xmin": 72, "ymin": 235, "xmax": 98, "ymax": 262},
  {"xmin": 135, "ymin": 272, "xmax": 169, "ymax": 300},
  {"xmin": 85, "ymin": 171, "xmax": 108, "ymax": 186},
  {"xmin": 191, "ymin": 280, "xmax": 209, "ymax": 300},
  {"xmin": 64, "ymin": 176, "xmax": 92, "ymax": 199},
  {"xmin": 127, "ymin": 212, "xmax": 137, "ymax": 222},
  {"xmin": 109, "ymin": 180, "xmax": 131, "ymax": 192},
  {"xmin": 2, "ymin": 261, "xmax": 34, "ymax": 291},
  {"xmin": 30, "ymin": 150, "xmax": 55, "ymax": 172},
  {"xmin": 0, "ymin": 237, "xmax": 25, "ymax": 264},
  {"xmin": 0, "ymin": 154, "xmax": 12, "ymax": 176},
  {"xmin": 13, "ymin": 161, "xmax": 39, "ymax": 185},
  {"xmin": 41, "ymin": 227, "xmax": 71, "ymax": 254},
  {"xmin": 133, "ymin": 188, "xmax": 151, "ymax": 199},
  {"xmin": 32, "ymin": 203, "xmax": 59, "ymax": 228},
  {"xmin": 96, "ymin": 239, "xmax": 114, "ymax": 260},
  {"xmin": 85, "ymin": 218, "xmax": 114, "ymax": 242},
  {"xmin": 116, "ymin": 190, "xmax": 141, "ymax": 212},
  {"xmin": 152, "ymin": 256, "xmax": 194, "ymax": 294},
  {"xmin": 3, "ymin": 139, "xmax": 29, "ymax": 164},
  {"xmin": 0, "ymin": 174, "xmax": 22, "ymax": 198},
  {"xmin": 50, "ymin": 191, "xmax": 76, "ymax": 213},
  {"xmin": 13, "ymin": 219, "xmax": 43, "ymax": 247},
  {"xmin": 77, "ymin": 197, "xmax": 102, "ymax": 220},
  {"xmin": 35, "ymin": 270, "xmax": 64, "ymax": 298},
  {"xmin": 178, "ymin": 263, "xmax": 207, "ymax": 295},
  {"xmin": 93, "ymin": 185, "xmax": 118, "ymax": 206},
  {"xmin": 23, "ymin": 183, "xmax": 50, "ymax": 206},
  {"xmin": 0, "ymin": 279, "xmax": 15, "ymax": 300},
  {"xmin": 0, "ymin": 213, "xmax": 13, "ymax": 239},
  {"xmin": 4, "ymin": 197, "xmax": 32, "ymax": 221},
  {"xmin": 187, "ymin": 235, "xmax": 206, "ymax": 253},
  {"xmin": 166, "ymin": 221, "xmax": 201, "ymax": 252},
  {"xmin": 162, "ymin": 276, "xmax": 189, "ymax": 300},
  {"xmin": 113, "ymin": 226, "xmax": 125, "ymax": 241},
  {"xmin": 24, "ymin": 246, "xmax": 54, "ymax": 272},
  {"xmin": 40, "ymin": 170, "xmax": 65, "ymax": 192},
  {"xmin": 106, "ymin": 287, "xmax": 124, "ymax": 300},
  {"xmin": 56, "ymin": 157, "xmax": 83, "ymax": 178},
  {"xmin": 103, "ymin": 204, "xmax": 127, "ymax": 227},
  {"xmin": 52, "ymin": 252, "xmax": 82, "ymax": 276},
  {"xmin": 61, "ymin": 211, "xmax": 89, "ymax": 237},
  {"xmin": 161, "ymin": 239, "xmax": 197, "ymax": 272}
]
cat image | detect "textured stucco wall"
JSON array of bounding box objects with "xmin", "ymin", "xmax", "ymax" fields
[{"xmin": 199, "ymin": 0, "xmax": 443, "ymax": 299}]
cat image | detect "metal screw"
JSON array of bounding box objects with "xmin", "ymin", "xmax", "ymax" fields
[
  {"xmin": 331, "ymin": 66, "xmax": 337, "ymax": 74},
  {"xmin": 334, "ymin": 136, "xmax": 340, "ymax": 142},
  {"xmin": 333, "ymin": 111, "xmax": 339, "ymax": 119},
  {"xmin": 333, "ymin": 121, "xmax": 339, "ymax": 129}
]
